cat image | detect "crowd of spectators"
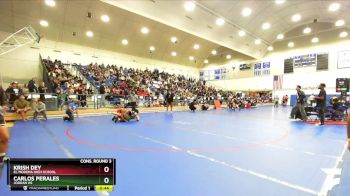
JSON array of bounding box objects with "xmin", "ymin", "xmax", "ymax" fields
[
  {"xmin": 1, "ymin": 59, "xmax": 273, "ymax": 115},
  {"xmin": 77, "ymin": 63, "xmax": 221, "ymax": 102},
  {"xmin": 44, "ymin": 59, "xmax": 94, "ymax": 108}
]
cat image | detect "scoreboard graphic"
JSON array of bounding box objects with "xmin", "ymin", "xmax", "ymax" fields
[
  {"xmin": 336, "ymin": 78, "xmax": 349, "ymax": 92},
  {"xmin": 293, "ymin": 53, "xmax": 317, "ymax": 67},
  {"xmin": 7, "ymin": 158, "xmax": 116, "ymax": 191}
]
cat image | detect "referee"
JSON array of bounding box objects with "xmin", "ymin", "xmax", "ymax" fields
[{"xmin": 315, "ymin": 83, "xmax": 326, "ymax": 126}]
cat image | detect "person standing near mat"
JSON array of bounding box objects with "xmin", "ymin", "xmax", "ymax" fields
[
  {"xmin": 315, "ymin": 83, "xmax": 326, "ymax": 126},
  {"xmin": 165, "ymin": 90, "xmax": 174, "ymax": 112},
  {"xmin": 290, "ymin": 85, "xmax": 307, "ymax": 121},
  {"xmin": 128, "ymin": 91, "xmax": 138, "ymax": 111}
]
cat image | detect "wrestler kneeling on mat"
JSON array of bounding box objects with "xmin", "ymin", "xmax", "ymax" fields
[
  {"xmin": 112, "ymin": 108, "xmax": 140, "ymax": 123},
  {"xmin": 63, "ymin": 105, "xmax": 75, "ymax": 122}
]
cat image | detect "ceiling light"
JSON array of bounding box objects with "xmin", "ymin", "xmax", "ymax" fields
[
  {"xmin": 171, "ymin": 36, "xmax": 177, "ymax": 43},
  {"xmin": 238, "ymin": 30, "xmax": 246, "ymax": 37},
  {"xmin": 211, "ymin": 50, "xmax": 217, "ymax": 55},
  {"xmin": 141, "ymin": 27, "xmax": 149, "ymax": 34},
  {"xmin": 291, "ymin": 14, "xmax": 301, "ymax": 22},
  {"xmin": 39, "ymin": 20, "xmax": 49, "ymax": 27},
  {"xmin": 149, "ymin": 46, "xmax": 155, "ymax": 51},
  {"xmin": 311, "ymin": 37, "xmax": 319, "ymax": 43},
  {"xmin": 171, "ymin": 51, "xmax": 177, "ymax": 57},
  {"xmin": 101, "ymin": 15, "xmax": 110, "ymax": 23},
  {"xmin": 335, "ymin": 19, "xmax": 345, "ymax": 27},
  {"xmin": 328, "ymin": 3, "xmax": 340, "ymax": 12},
  {"xmin": 45, "ymin": 0, "xmax": 55, "ymax": 7},
  {"xmin": 275, "ymin": 0, "xmax": 286, "ymax": 4},
  {"xmin": 226, "ymin": 54, "xmax": 232, "ymax": 59},
  {"xmin": 255, "ymin": 39, "xmax": 261, "ymax": 45},
  {"xmin": 216, "ymin": 18, "xmax": 225, "ymax": 26},
  {"xmin": 262, "ymin": 22, "xmax": 271, "ymax": 30},
  {"xmin": 276, "ymin": 33, "xmax": 284, "ymax": 40},
  {"xmin": 86, "ymin": 31, "xmax": 93, "ymax": 37},
  {"xmin": 241, "ymin": 8, "xmax": 252, "ymax": 17},
  {"xmin": 303, "ymin": 27, "xmax": 311, "ymax": 34},
  {"xmin": 121, "ymin": 39, "xmax": 128, "ymax": 45},
  {"xmin": 267, "ymin": 46, "xmax": 274, "ymax": 51},
  {"xmin": 193, "ymin": 44, "xmax": 200, "ymax": 50},
  {"xmin": 189, "ymin": 56, "xmax": 194, "ymax": 61},
  {"xmin": 340, "ymin": 31, "xmax": 348, "ymax": 38},
  {"xmin": 288, "ymin": 42, "xmax": 294, "ymax": 48},
  {"xmin": 184, "ymin": 1, "xmax": 196, "ymax": 11},
  {"xmin": 204, "ymin": 59, "xmax": 209, "ymax": 64}
]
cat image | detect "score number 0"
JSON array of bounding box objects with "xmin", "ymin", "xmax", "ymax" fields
[{"xmin": 103, "ymin": 166, "xmax": 110, "ymax": 184}]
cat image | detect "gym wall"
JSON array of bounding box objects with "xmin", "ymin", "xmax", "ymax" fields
[{"xmin": 204, "ymin": 39, "xmax": 350, "ymax": 97}]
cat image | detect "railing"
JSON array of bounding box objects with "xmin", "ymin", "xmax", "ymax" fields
[
  {"xmin": 2, "ymin": 93, "xmax": 208, "ymax": 111},
  {"xmin": 2, "ymin": 91, "xmax": 274, "ymax": 114}
]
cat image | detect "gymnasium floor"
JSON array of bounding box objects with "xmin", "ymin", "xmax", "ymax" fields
[{"xmin": 0, "ymin": 106, "xmax": 348, "ymax": 196}]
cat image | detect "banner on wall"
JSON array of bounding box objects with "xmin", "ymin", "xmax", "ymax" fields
[
  {"xmin": 262, "ymin": 62, "xmax": 271, "ymax": 75},
  {"xmin": 239, "ymin": 64, "xmax": 251, "ymax": 70},
  {"xmin": 293, "ymin": 53, "xmax": 317, "ymax": 67},
  {"xmin": 337, "ymin": 50, "xmax": 350, "ymax": 69},
  {"xmin": 254, "ymin": 63, "xmax": 262, "ymax": 76},
  {"xmin": 199, "ymin": 68, "xmax": 228, "ymax": 81},
  {"xmin": 285, "ymin": 53, "xmax": 328, "ymax": 69},
  {"xmin": 254, "ymin": 62, "xmax": 270, "ymax": 76}
]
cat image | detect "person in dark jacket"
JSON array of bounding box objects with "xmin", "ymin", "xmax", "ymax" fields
[
  {"xmin": 28, "ymin": 78, "xmax": 38, "ymax": 93},
  {"xmin": 290, "ymin": 85, "xmax": 307, "ymax": 121},
  {"xmin": 5, "ymin": 83, "xmax": 16, "ymax": 107},
  {"xmin": 315, "ymin": 83, "xmax": 327, "ymax": 126},
  {"xmin": 189, "ymin": 100, "xmax": 196, "ymax": 112},
  {"xmin": 38, "ymin": 81, "xmax": 47, "ymax": 102},
  {"xmin": 0, "ymin": 86, "xmax": 7, "ymax": 106},
  {"xmin": 165, "ymin": 90, "xmax": 174, "ymax": 112}
]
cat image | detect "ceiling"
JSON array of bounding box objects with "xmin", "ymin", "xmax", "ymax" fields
[
  {"xmin": 0, "ymin": 0, "xmax": 349, "ymax": 68},
  {"xmin": 104, "ymin": 0, "xmax": 350, "ymax": 59},
  {"xmin": 0, "ymin": 0, "xmax": 253, "ymax": 68}
]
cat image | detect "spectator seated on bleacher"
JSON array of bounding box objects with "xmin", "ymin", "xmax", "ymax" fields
[
  {"xmin": 5, "ymin": 82, "xmax": 23, "ymax": 110},
  {"xmin": 14, "ymin": 94, "xmax": 31, "ymax": 121},
  {"xmin": 43, "ymin": 59, "xmax": 92, "ymax": 100},
  {"xmin": 33, "ymin": 99, "xmax": 47, "ymax": 121}
]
